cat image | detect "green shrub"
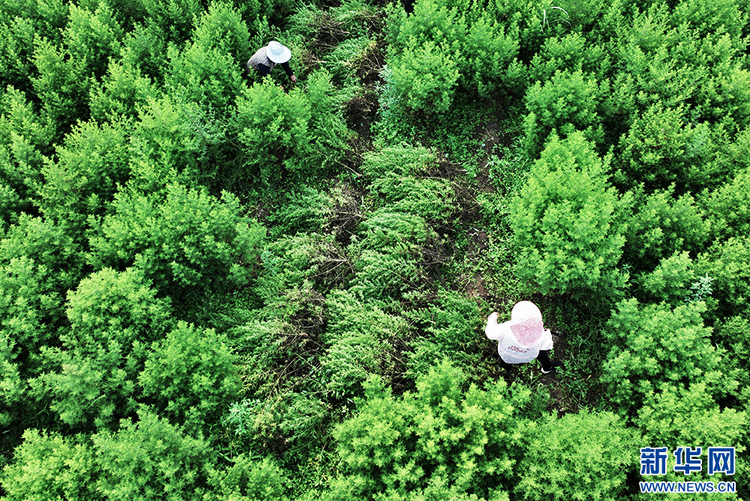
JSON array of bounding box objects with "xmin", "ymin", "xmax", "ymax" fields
[
  {"xmin": 164, "ymin": 41, "xmax": 244, "ymax": 112},
  {"xmin": 119, "ymin": 23, "xmax": 168, "ymax": 82},
  {"xmin": 615, "ymin": 103, "xmax": 712, "ymax": 192},
  {"xmin": 89, "ymin": 60, "xmax": 157, "ymax": 122},
  {"xmin": 133, "ymin": 0, "xmax": 206, "ymax": 45},
  {"xmin": 62, "ymin": 2, "xmax": 123, "ymax": 80},
  {"xmin": 31, "ymin": 267, "xmax": 171, "ymax": 428},
  {"xmin": 385, "ymin": 0, "xmax": 520, "ymax": 110},
  {"xmin": 462, "ymin": 16, "xmax": 519, "ymax": 98},
  {"xmin": 528, "ymin": 32, "xmax": 611, "ymax": 84},
  {"xmin": 635, "ymin": 251, "xmax": 696, "ymax": 305},
  {"xmin": 390, "ymin": 39, "xmax": 460, "ymax": 114},
  {"xmin": 405, "ymin": 289, "xmax": 485, "ymax": 377},
  {"xmin": 128, "ymin": 94, "xmax": 233, "ymax": 191},
  {"xmin": 361, "ymin": 144, "xmax": 437, "ymax": 179},
  {"xmin": 38, "ymin": 119, "xmax": 132, "ymax": 234},
  {"xmin": 636, "ymin": 382, "xmax": 746, "ymax": 498},
  {"xmin": 349, "ymin": 210, "xmax": 440, "ymax": 302},
  {"xmin": 523, "ymin": 69, "xmax": 605, "ymax": 156},
  {"xmin": 622, "ymin": 187, "xmax": 709, "ymax": 272},
  {"xmin": 515, "ymin": 410, "xmax": 638, "ymax": 501},
  {"xmin": 637, "ymin": 382, "xmax": 746, "ymax": 448},
  {"xmin": 0, "ymin": 214, "xmax": 85, "ymax": 292},
  {"xmin": 0, "ymin": 86, "xmax": 53, "ymax": 206},
  {"xmin": 318, "ymin": 290, "xmax": 407, "ymax": 399},
  {"xmin": 0, "ymin": 17, "xmax": 36, "ymax": 92},
  {"xmin": 265, "ymin": 186, "xmax": 332, "ymax": 237},
  {"xmin": 1, "ymin": 429, "xmax": 97, "ymax": 501},
  {"xmin": 510, "ymin": 132, "xmax": 632, "ymax": 297},
  {"xmin": 329, "ymin": 360, "xmax": 525, "ymax": 500},
  {"xmin": 233, "ymin": 68, "xmax": 351, "ymax": 180},
  {"xmin": 0, "ymin": 255, "xmax": 63, "ymax": 350},
  {"xmin": 713, "ymin": 316, "xmax": 750, "ymax": 405},
  {"xmin": 704, "ymin": 166, "xmax": 750, "ymax": 239},
  {"xmin": 139, "ymin": 322, "xmax": 241, "ymax": 434},
  {"xmin": 206, "ymin": 455, "xmax": 289, "ymax": 501},
  {"xmin": 89, "ymin": 182, "xmax": 266, "ymax": 296},
  {"xmin": 0, "ymin": 255, "xmax": 65, "ymax": 426},
  {"xmin": 221, "ymin": 393, "xmax": 328, "ymax": 458},
  {"xmin": 601, "ymin": 299, "xmax": 732, "ymax": 415},
  {"xmin": 192, "ymin": 1, "xmax": 250, "ymax": 61},
  {"xmin": 695, "ymin": 236, "xmax": 750, "ymax": 319},
  {"xmin": 371, "ymin": 174, "xmax": 455, "ymax": 223},
  {"xmin": 92, "ymin": 408, "xmax": 213, "ymax": 500},
  {"xmin": 31, "ymin": 37, "xmax": 93, "ymax": 138}
]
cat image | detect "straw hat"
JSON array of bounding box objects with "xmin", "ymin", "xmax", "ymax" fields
[
  {"xmin": 508, "ymin": 301, "xmax": 545, "ymax": 346},
  {"xmin": 266, "ymin": 41, "xmax": 291, "ymax": 63}
]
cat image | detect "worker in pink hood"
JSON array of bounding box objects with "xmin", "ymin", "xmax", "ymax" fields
[{"xmin": 485, "ymin": 301, "xmax": 563, "ymax": 373}]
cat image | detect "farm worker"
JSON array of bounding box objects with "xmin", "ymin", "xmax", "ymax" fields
[
  {"xmin": 247, "ymin": 41, "xmax": 298, "ymax": 83},
  {"xmin": 485, "ymin": 301, "xmax": 564, "ymax": 373}
]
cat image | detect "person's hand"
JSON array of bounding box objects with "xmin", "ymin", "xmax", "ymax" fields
[{"xmin": 290, "ymin": 74, "xmax": 297, "ymax": 84}]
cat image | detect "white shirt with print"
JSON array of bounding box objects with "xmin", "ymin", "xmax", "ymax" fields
[{"xmin": 485, "ymin": 314, "xmax": 553, "ymax": 364}]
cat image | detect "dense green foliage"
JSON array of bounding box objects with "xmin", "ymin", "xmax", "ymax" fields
[{"xmin": 1, "ymin": 0, "xmax": 749, "ymax": 498}]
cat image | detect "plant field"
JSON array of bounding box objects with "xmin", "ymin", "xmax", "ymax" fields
[{"xmin": 0, "ymin": 0, "xmax": 748, "ymax": 499}]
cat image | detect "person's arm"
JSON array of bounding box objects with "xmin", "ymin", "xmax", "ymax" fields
[
  {"xmin": 281, "ymin": 61, "xmax": 297, "ymax": 83},
  {"xmin": 485, "ymin": 312, "xmax": 505, "ymax": 341}
]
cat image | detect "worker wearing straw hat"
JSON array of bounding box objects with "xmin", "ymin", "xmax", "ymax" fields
[
  {"xmin": 247, "ymin": 41, "xmax": 298, "ymax": 83},
  {"xmin": 485, "ymin": 301, "xmax": 564, "ymax": 373}
]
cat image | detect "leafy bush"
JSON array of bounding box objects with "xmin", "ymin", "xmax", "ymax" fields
[
  {"xmin": 385, "ymin": 0, "xmax": 520, "ymax": 112},
  {"xmin": 206, "ymin": 455, "xmax": 290, "ymax": 501},
  {"xmin": 62, "ymin": 2, "xmax": 123, "ymax": 80},
  {"xmin": 0, "ymin": 255, "xmax": 63, "ymax": 354},
  {"xmin": 634, "ymin": 251, "xmax": 696, "ymax": 305},
  {"xmin": 515, "ymin": 410, "xmax": 637, "ymax": 501},
  {"xmin": 349, "ymin": 210, "xmax": 441, "ymax": 302},
  {"xmin": 389, "ymin": 39, "xmax": 460, "ymax": 114},
  {"xmin": 31, "ymin": 267, "xmax": 171, "ymax": 428},
  {"xmin": 0, "ymin": 86, "xmax": 53, "ymax": 207},
  {"xmin": 164, "ymin": 41, "xmax": 244, "ymax": 112},
  {"xmin": 265, "ymin": 186, "xmax": 332, "ymax": 237},
  {"xmin": 89, "ymin": 182, "xmax": 266, "ymax": 296},
  {"xmin": 89, "ymin": 59, "xmax": 157, "ymax": 122},
  {"xmin": 510, "ymin": 132, "xmax": 632, "ymax": 297},
  {"xmin": 318, "ymin": 290, "xmax": 408, "ymax": 398},
  {"xmin": 38, "ymin": 119, "xmax": 132, "ymax": 234},
  {"xmin": 637, "ymin": 382, "xmax": 746, "ymax": 448},
  {"xmin": 528, "ymin": 32, "xmax": 611, "ymax": 84},
  {"xmin": 615, "ymin": 103, "xmax": 712, "ymax": 192},
  {"xmin": 622, "ymin": 187, "xmax": 709, "ymax": 272},
  {"xmin": 695, "ymin": 236, "xmax": 750, "ymax": 319},
  {"xmin": 127, "ymin": 94, "xmax": 233, "ymax": 190},
  {"xmin": 0, "ymin": 214, "xmax": 85, "ymax": 292},
  {"xmin": 1, "ymin": 429, "xmax": 97, "ymax": 501},
  {"xmin": 328, "ymin": 360, "xmax": 525, "ymax": 500},
  {"xmin": 704, "ymin": 166, "xmax": 750, "ymax": 239},
  {"xmin": 0, "ymin": 17, "xmax": 36, "ymax": 93},
  {"xmin": 523, "ymin": 69, "xmax": 605, "ymax": 156},
  {"xmin": 601, "ymin": 299, "xmax": 733, "ymax": 415},
  {"xmin": 31, "ymin": 37, "xmax": 93, "ymax": 138},
  {"xmin": 405, "ymin": 289, "xmax": 485, "ymax": 377},
  {"xmin": 636, "ymin": 382, "xmax": 747, "ymax": 498},
  {"xmin": 713, "ymin": 316, "xmax": 750, "ymax": 405},
  {"xmin": 191, "ymin": 1, "xmax": 251, "ymax": 61},
  {"xmin": 235, "ymin": 70, "xmax": 349, "ymax": 185},
  {"xmin": 0, "ymin": 255, "xmax": 66, "ymax": 426},
  {"xmin": 140, "ymin": 322, "xmax": 241, "ymax": 434},
  {"xmin": 361, "ymin": 143, "xmax": 437, "ymax": 179},
  {"xmin": 92, "ymin": 408, "xmax": 213, "ymax": 500}
]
